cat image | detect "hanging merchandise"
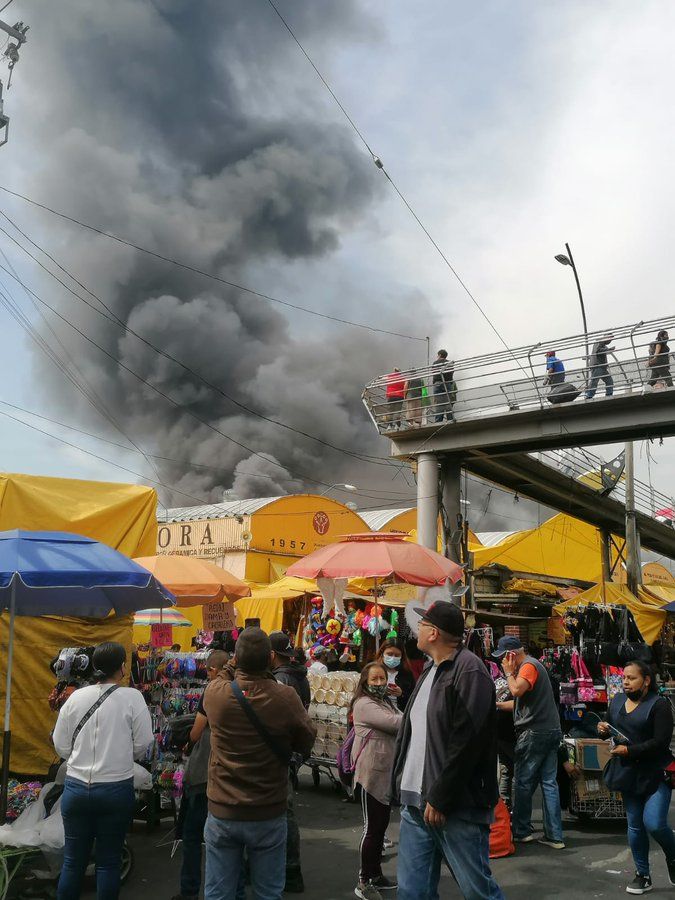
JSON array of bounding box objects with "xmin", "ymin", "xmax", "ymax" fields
[{"xmin": 317, "ymin": 577, "xmax": 348, "ymax": 619}]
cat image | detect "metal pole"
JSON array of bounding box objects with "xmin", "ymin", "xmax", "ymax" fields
[
  {"xmin": 625, "ymin": 441, "xmax": 642, "ymax": 595},
  {"xmin": 426, "ymin": 337, "xmax": 430, "ymax": 367},
  {"xmin": 441, "ymin": 457, "xmax": 462, "ymax": 565},
  {"xmin": 565, "ymin": 242, "xmax": 590, "ymax": 368},
  {"xmin": 374, "ymin": 577, "xmax": 380, "ymax": 654},
  {"xmin": 416, "ymin": 453, "xmax": 439, "ymax": 551},
  {"xmin": 0, "ymin": 578, "xmax": 16, "ymax": 822},
  {"xmin": 600, "ymin": 528, "xmax": 612, "ymax": 602}
]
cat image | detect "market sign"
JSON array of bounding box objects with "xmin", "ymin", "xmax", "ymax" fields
[
  {"xmin": 202, "ymin": 601, "xmax": 236, "ymax": 631},
  {"xmin": 150, "ymin": 623, "xmax": 173, "ymax": 648},
  {"xmin": 157, "ymin": 518, "xmax": 248, "ymax": 558}
]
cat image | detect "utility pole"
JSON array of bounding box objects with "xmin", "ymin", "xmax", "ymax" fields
[
  {"xmin": 624, "ymin": 441, "xmax": 642, "ymax": 595},
  {"xmin": 0, "ymin": 17, "xmax": 29, "ymax": 147}
]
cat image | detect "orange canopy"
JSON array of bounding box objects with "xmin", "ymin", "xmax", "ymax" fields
[{"xmin": 133, "ymin": 555, "xmax": 251, "ymax": 606}]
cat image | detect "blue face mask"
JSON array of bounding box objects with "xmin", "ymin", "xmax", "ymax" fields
[{"xmin": 383, "ymin": 654, "xmax": 401, "ymax": 669}]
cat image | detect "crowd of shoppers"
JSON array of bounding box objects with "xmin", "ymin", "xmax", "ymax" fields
[{"xmin": 50, "ymin": 601, "xmax": 675, "ymax": 900}]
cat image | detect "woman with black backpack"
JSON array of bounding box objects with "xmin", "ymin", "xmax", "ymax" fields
[
  {"xmin": 52, "ymin": 642, "xmax": 154, "ymax": 900},
  {"xmin": 350, "ymin": 660, "xmax": 403, "ymax": 900}
]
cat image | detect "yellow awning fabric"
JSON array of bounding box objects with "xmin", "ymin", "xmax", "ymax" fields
[
  {"xmin": 0, "ymin": 473, "xmax": 157, "ymax": 773},
  {"xmin": 553, "ymin": 583, "xmax": 667, "ymax": 645},
  {"xmin": 641, "ymin": 584, "xmax": 675, "ymax": 608},
  {"xmin": 503, "ymin": 578, "xmax": 560, "ymax": 598},
  {"xmin": 472, "ymin": 513, "xmax": 611, "ymax": 583}
]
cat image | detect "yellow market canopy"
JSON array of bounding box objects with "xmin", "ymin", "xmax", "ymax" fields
[
  {"xmin": 553, "ymin": 582, "xmax": 667, "ymax": 645},
  {"xmin": 471, "ymin": 513, "xmax": 612, "ymax": 583}
]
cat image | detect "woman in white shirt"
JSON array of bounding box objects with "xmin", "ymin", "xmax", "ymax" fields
[{"xmin": 52, "ymin": 641, "xmax": 154, "ymax": 900}]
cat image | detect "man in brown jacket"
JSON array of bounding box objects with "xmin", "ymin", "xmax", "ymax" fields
[{"xmin": 202, "ymin": 627, "xmax": 316, "ymax": 900}]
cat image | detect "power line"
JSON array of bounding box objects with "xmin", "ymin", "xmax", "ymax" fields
[
  {"xmin": 0, "ymin": 185, "xmax": 426, "ymax": 343},
  {"xmin": 0, "ymin": 1, "xmax": 15, "ymax": 14},
  {"xmin": 0, "ymin": 259, "xmax": 365, "ymax": 491},
  {"xmin": 0, "ymin": 210, "xmax": 401, "ymax": 469},
  {"xmin": 0, "ymin": 247, "xmax": 164, "ymax": 484},
  {"xmin": 264, "ymin": 0, "xmax": 531, "ymax": 376}
]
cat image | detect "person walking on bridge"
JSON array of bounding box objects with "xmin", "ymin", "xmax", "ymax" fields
[
  {"xmin": 544, "ymin": 351, "xmax": 565, "ymax": 386},
  {"xmin": 585, "ymin": 334, "xmax": 615, "ymax": 399}
]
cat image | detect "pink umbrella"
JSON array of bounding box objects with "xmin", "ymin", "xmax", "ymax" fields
[
  {"xmin": 286, "ymin": 533, "xmax": 463, "ymax": 649},
  {"xmin": 286, "ymin": 532, "xmax": 463, "ymax": 585}
]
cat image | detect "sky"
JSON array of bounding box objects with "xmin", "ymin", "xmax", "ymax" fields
[{"xmin": 0, "ymin": 0, "xmax": 673, "ymax": 536}]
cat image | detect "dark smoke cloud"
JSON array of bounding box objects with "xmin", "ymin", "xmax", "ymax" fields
[{"xmin": 11, "ymin": 0, "xmax": 438, "ymax": 510}]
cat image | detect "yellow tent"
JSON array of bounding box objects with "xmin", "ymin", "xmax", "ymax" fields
[
  {"xmin": 553, "ymin": 582, "xmax": 667, "ymax": 645},
  {"xmin": 0, "ymin": 473, "xmax": 157, "ymax": 773},
  {"xmin": 471, "ymin": 513, "xmax": 611, "ymax": 583}
]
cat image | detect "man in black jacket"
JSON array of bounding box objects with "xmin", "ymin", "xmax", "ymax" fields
[
  {"xmin": 392, "ymin": 602, "xmax": 504, "ymax": 900},
  {"xmin": 270, "ymin": 631, "xmax": 310, "ymax": 893}
]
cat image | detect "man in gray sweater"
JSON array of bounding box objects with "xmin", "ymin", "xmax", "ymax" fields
[{"xmin": 495, "ymin": 635, "xmax": 564, "ymax": 849}]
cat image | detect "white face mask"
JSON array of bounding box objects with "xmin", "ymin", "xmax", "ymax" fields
[{"xmin": 383, "ymin": 654, "xmax": 401, "ymax": 669}]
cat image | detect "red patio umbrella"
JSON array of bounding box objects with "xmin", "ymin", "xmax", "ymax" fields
[
  {"xmin": 286, "ymin": 533, "xmax": 463, "ymax": 649},
  {"xmin": 286, "ymin": 532, "xmax": 463, "ymax": 585}
]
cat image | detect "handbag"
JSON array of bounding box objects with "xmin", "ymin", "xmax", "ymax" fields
[
  {"xmin": 231, "ymin": 680, "xmax": 292, "ymax": 766},
  {"xmin": 572, "ymin": 651, "xmax": 596, "ymax": 703},
  {"xmin": 603, "ymin": 755, "xmax": 638, "ymax": 793}
]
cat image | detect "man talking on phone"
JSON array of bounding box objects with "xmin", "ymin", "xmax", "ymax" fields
[{"xmin": 494, "ymin": 636, "xmax": 565, "ymax": 849}]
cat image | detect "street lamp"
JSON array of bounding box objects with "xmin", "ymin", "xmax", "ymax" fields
[
  {"xmin": 319, "ymin": 483, "xmax": 358, "ymax": 497},
  {"xmin": 555, "ymin": 242, "xmax": 589, "ymax": 367}
]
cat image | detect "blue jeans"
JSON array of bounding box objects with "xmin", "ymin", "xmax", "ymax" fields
[
  {"xmin": 513, "ymin": 728, "xmax": 563, "ymax": 842},
  {"xmin": 204, "ymin": 812, "xmax": 287, "ymax": 900},
  {"xmin": 57, "ymin": 776, "xmax": 135, "ymax": 900},
  {"xmin": 397, "ymin": 805, "xmax": 504, "ymax": 900},
  {"xmin": 585, "ymin": 366, "xmax": 614, "ymax": 399},
  {"xmin": 180, "ymin": 791, "xmax": 208, "ymax": 896},
  {"xmin": 624, "ymin": 782, "xmax": 675, "ymax": 876}
]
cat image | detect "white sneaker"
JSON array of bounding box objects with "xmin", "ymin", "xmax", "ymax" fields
[
  {"xmin": 538, "ymin": 837, "xmax": 565, "ymax": 849},
  {"xmin": 514, "ymin": 833, "xmax": 538, "ymax": 843}
]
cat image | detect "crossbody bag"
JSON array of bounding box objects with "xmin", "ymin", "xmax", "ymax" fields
[{"xmin": 231, "ymin": 680, "xmax": 292, "ymax": 767}]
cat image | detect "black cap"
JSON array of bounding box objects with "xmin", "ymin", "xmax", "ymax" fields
[
  {"xmin": 413, "ymin": 601, "xmax": 465, "ymax": 637},
  {"xmin": 492, "ymin": 635, "xmax": 524, "ymax": 658},
  {"xmin": 269, "ymin": 631, "xmax": 294, "ymax": 657}
]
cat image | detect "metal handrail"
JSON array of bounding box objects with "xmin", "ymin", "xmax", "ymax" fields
[{"xmin": 363, "ymin": 315, "xmax": 675, "ymax": 434}]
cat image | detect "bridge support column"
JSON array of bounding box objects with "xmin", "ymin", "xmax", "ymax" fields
[
  {"xmin": 441, "ymin": 457, "xmax": 462, "ymax": 565},
  {"xmin": 417, "ymin": 453, "xmax": 439, "ymax": 550},
  {"xmin": 625, "ymin": 442, "xmax": 642, "ymax": 595}
]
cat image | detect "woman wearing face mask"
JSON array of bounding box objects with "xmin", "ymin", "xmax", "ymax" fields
[
  {"xmin": 375, "ymin": 639, "xmax": 416, "ymax": 712},
  {"xmin": 598, "ymin": 660, "xmax": 675, "ymax": 895},
  {"xmin": 350, "ymin": 661, "xmax": 404, "ymax": 900}
]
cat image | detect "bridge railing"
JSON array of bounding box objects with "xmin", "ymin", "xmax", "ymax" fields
[
  {"xmin": 362, "ymin": 314, "xmax": 675, "ymax": 433},
  {"xmin": 534, "ymin": 447, "xmax": 672, "ymax": 522}
]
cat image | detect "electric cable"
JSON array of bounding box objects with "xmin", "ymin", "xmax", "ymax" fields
[
  {"xmin": 0, "ymin": 212, "xmax": 403, "ymax": 469},
  {"xmin": 0, "ymin": 186, "xmax": 426, "ymax": 343},
  {"xmin": 264, "ymin": 0, "xmax": 533, "ymax": 380}
]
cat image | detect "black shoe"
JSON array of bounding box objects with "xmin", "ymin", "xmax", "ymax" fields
[
  {"xmin": 667, "ymin": 857, "xmax": 675, "ymax": 887},
  {"xmin": 284, "ymin": 868, "xmax": 305, "ymax": 893},
  {"xmin": 626, "ymin": 873, "xmax": 652, "ymax": 894},
  {"xmin": 371, "ymin": 875, "xmax": 398, "ymax": 891}
]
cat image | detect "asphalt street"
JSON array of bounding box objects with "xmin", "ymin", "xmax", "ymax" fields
[{"xmin": 27, "ymin": 771, "xmax": 675, "ymax": 899}]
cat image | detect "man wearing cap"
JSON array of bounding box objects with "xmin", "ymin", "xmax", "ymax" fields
[
  {"xmin": 494, "ymin": 635, "xmax": 564, "ymax": 849},
  {"xmin": 270, "ymin": 631, "xmax": 311, "ymax": 893},
  {"xmin": 585, "ymin": 333, "xmax": 615, "ymax": 399},
  {"xmin": 391, "ymin": 601, "xmax": 503, "ymax": 900},
  {"xmin": 544, "ymin": 350, "xmax": 565, "ymax": 386}
]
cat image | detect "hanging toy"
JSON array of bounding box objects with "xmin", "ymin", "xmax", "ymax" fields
[
  {"xmin": 352, "ymin": 628, "xmax": 362, "ymax": 647},
  {"xmin": 387, "ymin": 609, "xmax": 399, "ymax": 640},
  {"xmin": 326, "ymin": 618, "xmax": 342, "ymax": 636}
]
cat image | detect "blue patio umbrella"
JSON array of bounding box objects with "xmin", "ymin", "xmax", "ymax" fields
[{"xmin": 0, "ymin": 529, "xmax": 175, "ymax": 819}]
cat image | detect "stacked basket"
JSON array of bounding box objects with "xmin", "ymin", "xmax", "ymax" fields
[{"xmin": 308, "ymin": 671, "xmax": 358, "ymax": 760}]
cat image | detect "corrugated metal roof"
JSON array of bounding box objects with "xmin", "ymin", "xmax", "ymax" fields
[
  {"xmin": 360, "ymin": 508, "xmax": 414, "ymax": 531},
  {"xmin": 162, "ymin": 496, "xmax": 282, "ymax": 523},
  {"xmin": 475, "ymin": 530, "xmax": 519, "ymax": 548}
]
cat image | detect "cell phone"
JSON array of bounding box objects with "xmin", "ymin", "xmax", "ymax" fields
[{"xmin": 605, "ymin": 723, "xmax": 630, "ymax": 743}]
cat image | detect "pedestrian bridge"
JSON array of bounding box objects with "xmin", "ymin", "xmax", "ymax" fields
[{"xmin": 363, "ymin": 314, "xmax": 675, "ymax": 456}]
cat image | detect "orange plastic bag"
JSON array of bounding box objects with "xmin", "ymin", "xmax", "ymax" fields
[{"xmin": 489, "ymin": 798, "xmax": 515, "ymax": 858}]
